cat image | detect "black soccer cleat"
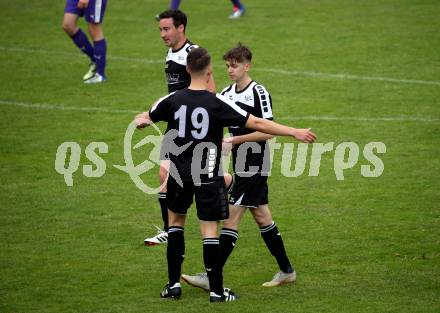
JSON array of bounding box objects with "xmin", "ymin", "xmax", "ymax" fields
[
  {"xmin": 209, "ymin": 288, "xmax": 238, "ymax": 302},
  {"xmin": 160, "ymin": 283, "xmax": 181, "ymax": 299}
]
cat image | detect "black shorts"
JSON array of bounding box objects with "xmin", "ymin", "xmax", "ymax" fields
[
  {"xmin": 229, "ymin": 173, "xmax": 268, "ymax": 208},
  {"xmin": 167, "ymin": 176, "xmax": 229, "ymax": 221}
]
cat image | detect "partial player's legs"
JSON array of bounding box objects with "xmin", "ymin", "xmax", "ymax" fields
[
  {"xmin": 181, "ymin": 204, "xmax": 245, "ymax": 292},
  {"xmin": 251, "ymin": 204, "xmax": 296, "ymax": 286},
  {"xmin": 63, "ymin": 12, "xmax": 96, "ymax": 75},
  {"xmin": 229, "ymin": 0, "xmax": 245, "ymax": 19},
  {"xmin": 84, "ymin": 22, "xmax": 106, "ymax": 83},
  {"xmin": 170, "ymin": 0, "xmax": 182, "ymax": 10},
  {"xmin": 83, "ymin": 0, "xmax": 107, "ymax": 83}
]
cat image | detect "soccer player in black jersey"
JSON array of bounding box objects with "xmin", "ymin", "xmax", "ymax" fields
[
  {"xmin": 144, "ymin": 9, "xmax": 219, "ymax": 246},
  {"xmin": 134, "ymin": 47, "xmax": 316, "ymax": 302},
  {"xmin": 181, "ymin": 44, "xmax": 305, "ymax": 290}
]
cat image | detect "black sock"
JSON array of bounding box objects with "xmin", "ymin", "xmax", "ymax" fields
[
  {"xmin": 167, "ymin": 226, "xmax": 184, "ymax": 285},
  {"xmin": 203, "ymin": 238, "xmax": 223, "ymax": 294},
  {"xmin": 158, "ymin": 192, "xmax": 168, "ymax": 231},
  {"xmin": 219, "ymin": 228, "xmax": 238, "ymax": 268},
  {"xmin": 260, "ymin": 222, "xmax": 293, "ymax": 273}
]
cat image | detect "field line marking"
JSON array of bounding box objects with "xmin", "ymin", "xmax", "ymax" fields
[
  {"xmin": 0, "ymin": 99, "xmax": 139, "ymax": 114},
  {"xmin": 0, "ymin": 45, "xmax": 163, "ymax": 64},
  {"xmin": 254, "ymin": 68, "xmax": 440, "ymax": 87},
  {"xmin": 1, "ymin": 45, "xmax": 440, "ymax": 86},
  {"xmin": 1, "ymin": 99, "xmax": 438, "ymax": 122}
]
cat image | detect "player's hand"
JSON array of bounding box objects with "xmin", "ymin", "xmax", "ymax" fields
[
  {"xmin": 292, "ymin": 128, "xmax": 316, "ymax": 143},
  {"xmin": 134, "ymin": 117, "xmax": 152, "ymax": 129},
  {"xmin": 222, "ymin": 137, "xmax": 234, "ymax": 155},
  {"xmin": 77, "ymin": 0, "xmax": 89, "ymax": 9},
  {"xmin": 135, "ymin": 112, "xmax": 148, "ymax": 120}
]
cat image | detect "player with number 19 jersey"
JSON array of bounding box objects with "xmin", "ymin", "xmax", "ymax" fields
[{"xmin": 149, "ymin": 89, "xmax": 250, "ymax": 183}]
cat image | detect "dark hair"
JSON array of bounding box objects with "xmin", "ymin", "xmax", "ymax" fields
[
  {"xmin": 158, "ymin": 9, "xmax": 187, "ymax": 31},
  {"xmin": 187, "ymin": 48, "xmax": 211, "ymax": 74},
  {"xmin": 223, "ymin": 43, "xmax": 252, "ymax": 63}
]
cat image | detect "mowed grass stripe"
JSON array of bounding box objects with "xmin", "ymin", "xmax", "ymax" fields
[
  {"xmin": 1, "ymin": 99, "xmax": 439, "ymax": 122},
  {"xmin": 1, "ymin": 44, "xmax": 439, "ymax": 87}
]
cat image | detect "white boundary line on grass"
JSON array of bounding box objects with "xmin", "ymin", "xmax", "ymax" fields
[
  {"xmin": 254, "ymin": 68, "xmax": 440, "ymax": 87},
  {"xmin": 0, "ymin": 45, "xmax": 163, "ymax": 64},
  {"xmin": 1, "ymin": 45, "xmax": 440, "ymax": 86},
  {"xmin": 1, "ymin": 99, "xmax": 439, "ymax": 122}
]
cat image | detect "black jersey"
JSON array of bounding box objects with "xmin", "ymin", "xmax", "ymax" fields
[
  {"xmin": 149, "ymin": 89, "xmax": 250, "ymax": 182},
  {"xmin": 164, "ymin": 40, "xmax": 198, "ymax": 93},
  {"xmin": 221, "ymin": 81, "xmax": 273, "ymax": 174}
]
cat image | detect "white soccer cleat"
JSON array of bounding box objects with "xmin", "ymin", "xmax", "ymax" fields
[
  {"xmin": 144, "ymin": 225, "xmax": 168, "ymax": 246},
  {"xmin": 83, "ymin": 62, "xmax": 96, "ymax": 81},
  {"xmin": 181, "ymin": 272, "xmax": 210, "ymax": 292},
  {"xmin": 84, "ymin": 73, "xmax": 106, "ymax": 84},
  {"xmin": 229, "ymin": 8, "xmax": 245, "ymax": 19},
  {"xmin": 262, "ymin": 270, "xmax": 297, "ymax": 287}
]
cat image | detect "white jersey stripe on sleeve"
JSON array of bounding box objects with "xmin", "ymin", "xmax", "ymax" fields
[
  {"xmin": 216, "ymin": 93, "xmax": 247, "ymax": 117},
  {"xmin": 150, "ymin": 91, "xmax": 176, "ymax": 112},
  {"xmin": 255, "ymin": 84, "xmax": 273, "ymax": 119}
]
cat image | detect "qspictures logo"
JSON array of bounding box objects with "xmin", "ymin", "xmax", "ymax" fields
[{"xmin": 54, "ymin": 121, "xmax": 386, "ymax": 193}]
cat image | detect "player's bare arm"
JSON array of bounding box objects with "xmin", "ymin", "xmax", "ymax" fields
[
  {"xmin": 226, "ymin": 131, "xmax": 274, "ymax": 145},
  {"xmin": 245, "ymin": 115, "xmax": 316, "ymax": 143}
]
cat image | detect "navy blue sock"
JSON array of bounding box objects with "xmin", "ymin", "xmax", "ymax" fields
[
  {"xmin": 231, "ymin": 0, "xmax": 244, "ymax": 10},
  {"xmin": 93, "ymin": 39, "xmax": 107, "ymax": 76},
  {"xmin": 71, "ymin": 29, "xmax": 95, "ymax": 62},
  {"xmin": 170, "ymin": 0, "xmax": 181, "ymax": 10}
]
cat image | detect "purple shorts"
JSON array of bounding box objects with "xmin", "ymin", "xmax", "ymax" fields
[{"xmin": 64, "ymin": 0, "xmax": 107, "ymax": 24}]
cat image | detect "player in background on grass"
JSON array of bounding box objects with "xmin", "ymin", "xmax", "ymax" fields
[
  {"xmin": 229, "ymin": 0, "xmax": 245, "ymax": 19},
  {"xmin": 156, "ymin": 1, "xmax": 245, "ymax": 20},
  {"xmin": 181, "ymin": 43, "xmax": 300, "ymax": 289},
  {"xmin": 134, "ymin": 47, "xmax": 316, "ymax": 302},
  {"xmin": 144, "ymin": 9, "xmax": 223, "ymax": 246},
  {"xmin": 62, "ymin": 0, "xmax": 107, "ymax": 83}
]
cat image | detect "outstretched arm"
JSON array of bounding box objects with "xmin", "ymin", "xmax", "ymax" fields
[
  {"xmin": 226, "ymin": 131, "xmax": 273, "ymax": 145},
  {"xmin": 244, "ymin": 115, "xmax": 316, "ymax": 143}
]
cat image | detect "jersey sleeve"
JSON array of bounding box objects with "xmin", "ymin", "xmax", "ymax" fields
[
  {"xmin": 148, "ymin": 92, "xmax": 175, "ymax": 122},
  {"xmin": 185, "ymin": 43, "xmax": 199, "ymax": 53},
  {"xmin": 215, "ymin": 94, "xmax": 250, "ymax": 127},
  {"xmin": 254, "ymin": 84, "xmax": 274, "ymax": 120},
  {"xmin": 220, "ymin": 84, "xmax": 233, "ymax": 96}
]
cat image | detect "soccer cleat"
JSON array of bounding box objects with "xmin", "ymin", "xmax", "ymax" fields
[
  {"xmin": 83, "ymin": 62, "xmax": 96, "ymax": 81},
  {"xmin": 210, "ymin": 288, "xmax": 238, "ymax": 302},
  {"xmin": 262, "ymin": 270, "xmax": 297, "ymax": 287},
  {"xmin": 229, "ymin": 7, "xmax": 245, "ymax": 19},
  {"xmin": 160, "ymin": 283, "xmax": 181, "ymax": 299},
  {"xmin": 84, "ymin": 73, "xmax": 106, "ymax": 84},
  {"xmin": 144, "ymin": 225, "xmax": 168, "ymax": 246},
  {"xmin": 181, "ymin": 272, "xmax": 210, "ymax": 292}
]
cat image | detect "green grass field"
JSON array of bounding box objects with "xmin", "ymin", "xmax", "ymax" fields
[{"xmin": 1, "ymin": 0, "xmax": 439, "ymax": 312}]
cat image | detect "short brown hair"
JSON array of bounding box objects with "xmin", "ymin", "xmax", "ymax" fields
[
  {"xmin": 187, "ymin": 47, "xmax": 211, "ymax": 74},
  {"xmin": 159, "ymin": 9, "xmax": 187, "ymax": 32},
  {"xmin": 223, "ymin": 43, "xmax": 252, "ymax": 63}
]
